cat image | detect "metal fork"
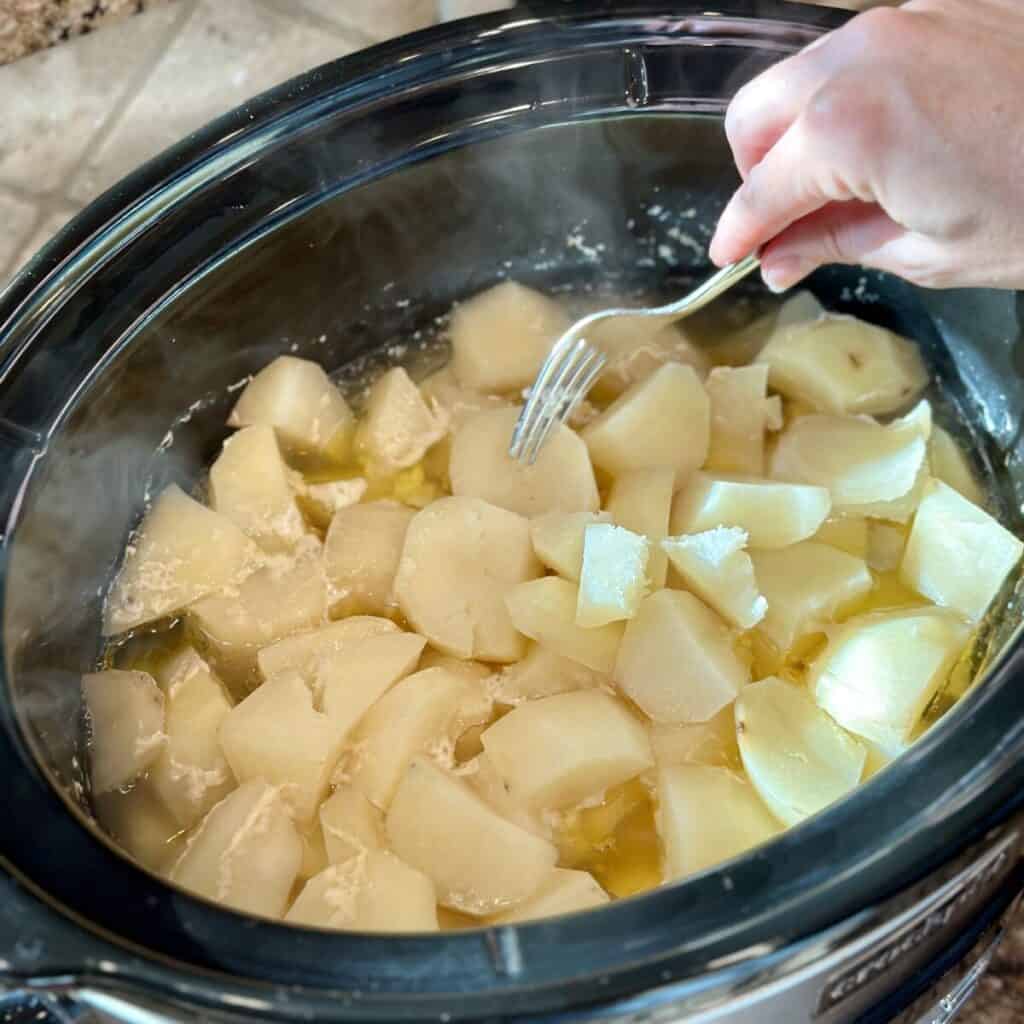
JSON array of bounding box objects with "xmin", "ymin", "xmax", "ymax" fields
[{"xmin": 508, "ymin": 254, "xmax": 761, "ymax": 465}]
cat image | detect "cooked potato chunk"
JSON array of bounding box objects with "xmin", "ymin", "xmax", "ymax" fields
[
  {"xmin": 466, "ymin": 753, "xmax": 548, "ymax": 837},
  {"xmin": 228, "ymin": 355, "xmax": 354, "ymax": 458},
  {"xmin": 148, "ymin": 649, "xmax": 234, "ymax": 828},
  {"xmin": 494, "ymin": 643, "xmax": 605, "ymax": 702},
  {"xmin": 323, "ymin": 501, "xmax": 414, "ymax": 618},
  {"xmin": 297, "ymin": 824, "xmax": 329, "ymax": 881},
  {"xmin": 582, "ymin": 363, "xmax": 710, "ymax": 483},
  {"xmin": 83, "ymin": 669, "xmax": 164, "ymax": 794},
  {"xmin": 358, "ymin": 367, "xmax": 448, "ymax": 475},
  {"xmin": 812, "ymin": 609, "xmax": 970, "ymax": 750},
  {"xmin": 418, "ymin": 648, "xmax": 492, "ymax": 681},
  {"xmin": 257, "ymin": 615, "xmax": 398, "ymax": 685},
  {"xmin": 297, "ymin": 476, "xmax": 368, "ymax": 530},
  {"xmin": 929, "ymin": 425, "xmax": 985, "ymax": 507},
  {"xmin": 319, "ymin": 632, "xmax": 427, "ymax": 742},
  {"xmin": 94, "ymin": 779, "xmax": 186, "ymax": 873},
  {"xmin": 490, "ymin": 868, "xmax": 609, "ymax": 924},
  {"xmin": 670, "ymin": 473, "xmax": 830, "ymax": 549},
  {"xmin": 505, "ymin": 577, "xmax": 625, "ymax": 673},
  {"xmin": 657, "ymin": 765, "xmax": 779, "ymax": 880},
  {"xmin": 395, "ymin": 496, "xmax": 540, "ymax": 662},
  {"xmin": 481, "ymin": 691, "xmax": 652, "ymax": 810},
  {"xmin": 814, "ymin": 516, "xmax": 869, "ymax": 558},
  {"xmin": 589, "ymin": 319, "xmax": 709, "ymax": 402},
  {"xmin": 867, "ymin": 522, "xmax": 908, "ymax": 573},
  {"xmin": 771, "ymin": 402, "xmax": 931, "ymax": 516},
  {"xmin": 649, "ymin": 705, "xmax": 738, "ymax": 768},
  {"xmin": 750, "ymin": 542, "xmax": 872, "ymax": 652},
  {"xmin": 386, "ymin": 757, "xmax": 557, "ymax": 915},
  {"xmin": 604, "ymin": 468, "xmax": 674, "ymax": 588},
  {"xmin": 218, "ymin": 672, "xmax": 335, "ymax": 824},
  {"xmin": 318, "ymin": 786, "xmax": 383, "ymax": 865},
  {"xmin": 736, "ymin": 677, "xmax": 866, "ymax": 826},
  {"xmin": 170, "ymin": 779, "xmax": 302, "ymax": 919},
  {"xmin": 662, "ymin": 527, "xmax": 766, "ymax": 629},
  {"xmin": 419, "ymin": 366, "xmax": 511, "ymax": 430},
  {"xmin": 450, "ymin": 281, "xmax": 571, "ymax": 392},
  {"xmin": 530, "ymin": 510, "xmax": 611, "ymax": 581},
  {"xmin": 615, "ymin": 590, "xmax": 747, "ymax": 723},
  {"xmin": 450, "ymin": 407, "xmax": 599, "ymax": 517},
  {"xmin": 190, "ymin": 554, "xmax": 326, "ymax": 695},
  {"xmin": 285, "ymin": 852, "xmax": 438, "ymax": 932},
  {"xmin": 900, "ymin": 480, "xmax": 1023, "ymax": 621},
  {"xmin": 347, "ymin": 667, "xmax": 470, "ymax": 808},
  {"xmin": 711, "ymin": 290, "xmax": 824, "ymax": 367},
  {"xmin": 577, "ymin": 523, "xmax": 650, "ymax": 627},
  {"xmin": 104, "ymin": 485, "xmax": 263, "ymax": 635},
  {"xmin": 209, "ymin": 426, "xmax": 307, "ymax": 553},
  {"xmin": 756, "ymin": 315, "xmax": 927, "ymax": 416},
  {"xmin": 704, "ymin": 365, "xmax": 774, "ymax": 476}
]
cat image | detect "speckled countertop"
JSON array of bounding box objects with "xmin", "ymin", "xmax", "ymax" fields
[{"xmin": 0, "ymin": 1, "xmax": 1023, "ymax": 1021}]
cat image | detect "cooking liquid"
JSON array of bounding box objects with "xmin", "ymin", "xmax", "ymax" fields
[{"xmin": 100, "ymin": 290, "xmax": 998, "ymax": 927}]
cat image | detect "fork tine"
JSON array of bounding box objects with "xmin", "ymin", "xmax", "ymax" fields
[
  {"xmin": 521, "ymin": 343, "xmax": 605, "ymax": 465},
  {"xmin": 509, "ymin": 329, "xmax": 580, "ymax": 459},
  {"xmin": 518, "ymin": 340, "xmax": 593, "ymax": 465}
]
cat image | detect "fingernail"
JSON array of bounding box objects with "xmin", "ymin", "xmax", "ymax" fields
[{"xmin": 761, "ymin": 257, "xmax": 805, "ymax": 294}]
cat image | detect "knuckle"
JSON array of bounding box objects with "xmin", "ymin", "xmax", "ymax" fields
[
  {"xmin": 843, "ymin": 6, "xmax": 908, "ymax": 50},
  {"xmin": 804, "ymin": 74, "xmax": 890, "ymax": 169}
]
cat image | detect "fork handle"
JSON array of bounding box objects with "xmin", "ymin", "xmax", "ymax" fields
[{"xmin": 663, "ymin": 253, "xmax": 762, "ymax": 320}]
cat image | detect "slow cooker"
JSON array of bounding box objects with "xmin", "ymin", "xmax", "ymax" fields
[{"xmin": 2, "ymin": 2, "xmax": 1024, "ymax": 1021}]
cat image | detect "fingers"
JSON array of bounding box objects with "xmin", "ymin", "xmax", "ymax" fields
[
  {"xmin": 758, "ymin": 201, "xmax": 907, "ymax": 291},
  {"xmin": 724, "ymin": 38, "xmax": 838, "ymax": 180}
]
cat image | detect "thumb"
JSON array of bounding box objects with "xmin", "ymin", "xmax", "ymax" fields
[{"xmin": 759, "ymin": 201, "xmax": 906, "ymax": 292}]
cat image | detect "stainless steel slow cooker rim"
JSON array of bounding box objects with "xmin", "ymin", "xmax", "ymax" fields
[{"xmin": 3, "ymin": 2, "xmax": 1023, "ymax": 1019}]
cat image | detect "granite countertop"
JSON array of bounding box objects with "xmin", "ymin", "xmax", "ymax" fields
[{"xmin": 0, "ymin": 0, "xmax": 175, "ymax": 65}]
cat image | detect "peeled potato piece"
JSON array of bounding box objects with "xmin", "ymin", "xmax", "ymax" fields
[
  {"xmin": 170, "ymin": 779, "xmax": 302, "ymax": 919},
  {"xmin": 218, "ymin": 672, "xmax": 336, "ymax": 824},
  {"xmin": 605, "ymin": 468, "xmax": 674, "ymax": 588},
  {"xmin": 530, "ymin": 510, "xmax": 611, "ymax": 582},
  {"xmin": 505, "ymin": 577, "xmax": 624, "ymax": 673},
  {"xmin": 812, "ymin": 608, "xmax": 970, "ymax": 751},
  {"xmin": 285, "ymin": 852, "xmax": 439, "ymax": 932},
  {"xmin": 900, "ymin": 480, "xmax": 1023, "ymax": 621},
  {"xmin": 582, "ymin": 363, "xmax": 710, "ymax": 483},
  {"xmin": 615, "ymin": 589, "xmax": 748, "ymax": 724},
  {"xmin": 82, "ymin": 669, "xmax": 165, "ymax": 794},
  {"xmin": 450, "ymin": 281, "xmax": 571, "ymax": 392},
  {"xmin": 95, "ymin": 779, "xmax": 186, "ymax": 874},
  {"xmin": 662, "ymin": 527, "xmax": 766, "ymax": 630},
  {"xmin": 395, "ymin": 496, "xmax": 541, "ymax": 662},
  {"xmin": 577, "ymin": 523, "xmax": 650, "ymax": 628},
  {"xmin": 323, "ymin": 501, "xmax": 415, "ymax": 618},
  {"xmin": 736, "ymin": 677, "xmax": 866, "ymax": 827},
  {"xmin": 481, "ymin": 691, "xmax": 653, "ymax": 810},
  {"xmin": 358, "ymin": 367, "xmax": 448, "ymax": 475},
  {"xmin": 297, "ymin": 825, "xmax": 329, "ymax": 881},
  {"xmin": 711, "ymin": 290, "xmax": 824, "ymax": 368},
  {"xmin": 703, "ymin": 364, "xmax": 774, "ymax": 476},
  {"xmin": 467, "ymin": 753, "xmax": 548, "ymax": 837},
  {"xmin": 148, "ymin": 649, "xmax": 234, "ymax": 828},
  {"xmin": 657, "ymin": 765, "xmax": 779, "ymax": 881},
  {"xmin": 190, "ymin": 553, "xmax": 326, "ymax": 696},
  {"xmin": 229, "ymin": 355, "xmax": 354, "ymax": 458},
  {"xmin": 418, "ymin": 648, "xmax": 492, "ymax": 682},
  {"xmin": 257, "ymin": 615, "xmax": 398, "ymax": 686},
  {"xmin": 671, "ymin": 473, "xmax": 830, "ymax": 550},
  {"xmin": 450, "ymin": 407, "xmax": 599, "ymax": 518},
  {"xmin": 297, "ymin": 477, "xmax": 368, "ymax": 530},
  {"xmin": 209, "ymin": 425, "xmax": 307, "ymax": 553},
  {"xmin": 347, "ymin": 667, "xmax": 471, "ymax": 808},
  {"xmin": 929, "ymin": 425, "xmax": 985, "ymax": 507},
  {"xmin": 588, "ymin": 317, "xmax": 710, "ymax": 403},
  {"xmin": 756, "ymin": 314, "xmax": 928, "ymax": 416},
  {"xmin": 750, "ymin": 541, "xmax": 872, "ymax": 652},
  {"xmin": 494, "ymin": 643, "xmax": 605, "ymax": 703},
  {"xmin": 319, "ymin": 786, "xmax": 383, "ymax": 865},
  {"xmin": 867, "ymin": 522, "xmax": 908, "ymax": 573},
  {"xmin": 770, "ymin": 401, "xmax": 930, "ymax": 515},
  {"xmin": 814, "ymin": 516, "xmax": 869, "ymax": 558},
  {"xmin": 649, "ymin": 705, "xmax": 739, "ymax": 769},
  {"xmin": 318, "ymin": 631, "xmax": 427, "ymax": 744},
  {"xmin": 104, "ymin": 485, "xmax": 263, "ymax": 635},
  {"xmin": 386, "ymin": 757, "xmax": 558, "ymax": 916},
  {"xmin": 490, "ymin": 868, "xmax": 609, "ymax": 924}
]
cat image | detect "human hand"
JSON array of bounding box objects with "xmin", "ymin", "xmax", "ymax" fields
[{"xmin": 709, "ymin": 0, "xmax": 1024, "ymax": 292}]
